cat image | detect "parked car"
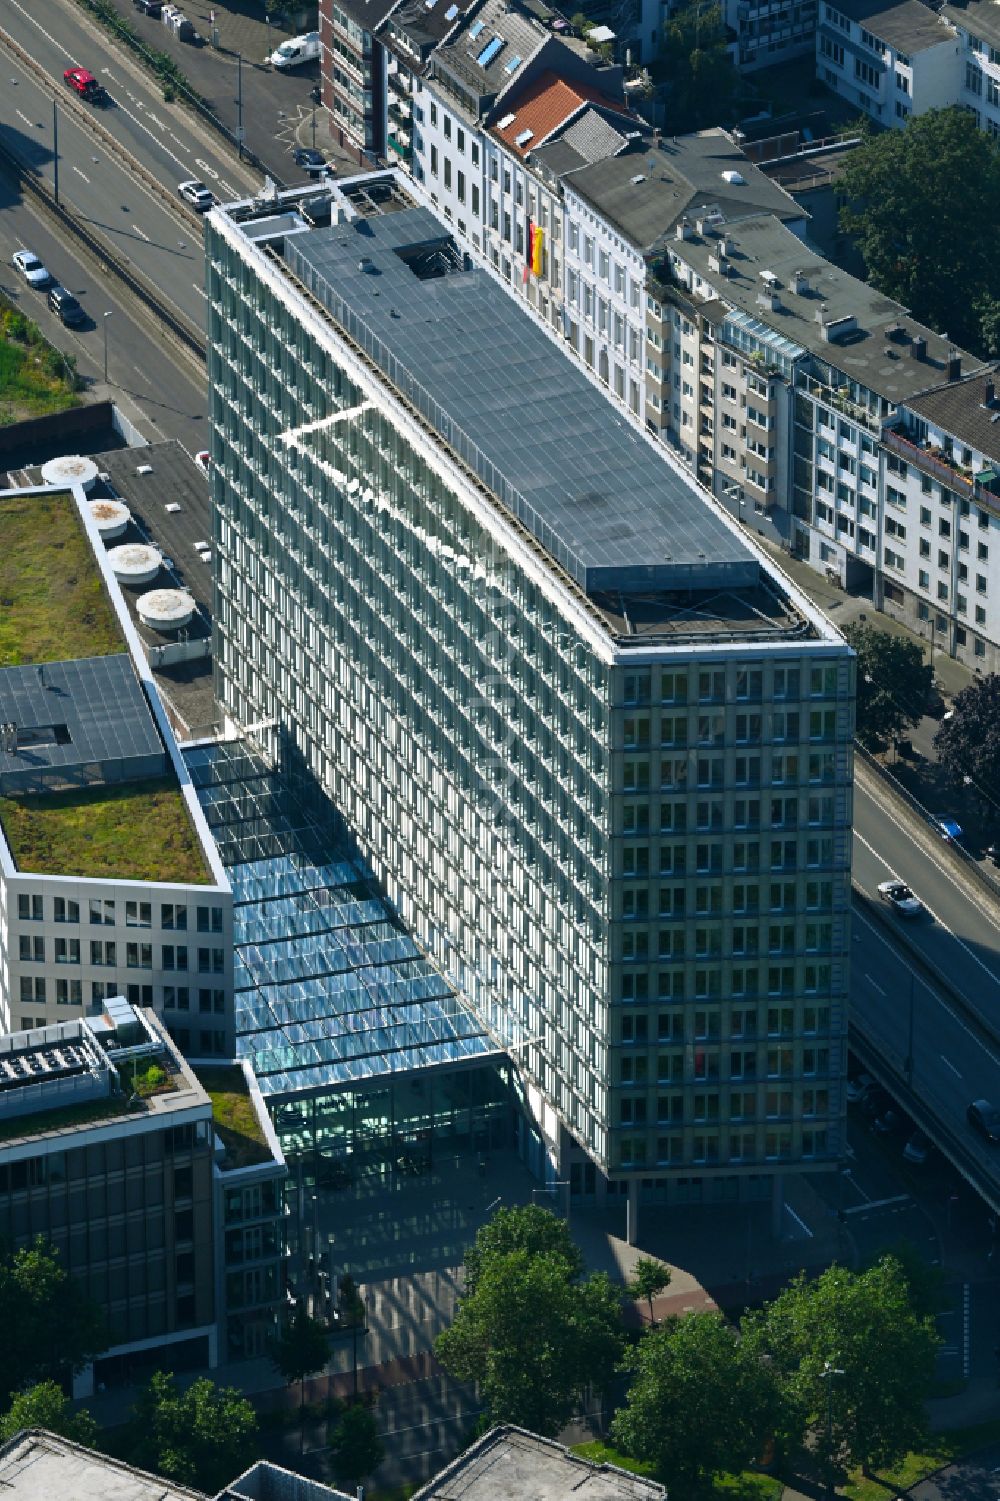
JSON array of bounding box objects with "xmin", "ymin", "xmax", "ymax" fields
[
  {"xmin": 873, "ymin": 1108, "xmax": 900, "ymax": 1135},
  {"xmin": 293, "ymin": 147, "xmax": 333, "ymax": 176},
  {"xmin": 177, "ymin": 180, "xmax": 216, "ymax": 211},
  {"xmin": 931, "ymin": 815, "xmax": 963, "ymax": 843},
  {"xmin": 12, "ymin": 249, "xmax": 50, "ymax": 287},
  {"xmin": 63, "ymin": 67, "xmax": 108, "ymax": 104},
  {"xmin": 967, "ymin": 1098, "xmax": 1000, "ymax": 1143},
  {"xmin": 47, "ymin": 285, "xmax": 85, "ymax": 326},
  {"xmin": 877, "ymin": 879, "xmax": 924, "ymax": 917},
  {"xmin": 133, "ymin": 0, "xmax": 164, "ymax": 12},
  {"xmin": 903, "ymin": 1131, "xmax": 930, "ymax": 1165},
  {"xmin": 846, "ymin": 1073, "xmax": 874, "ymax": 1104},
  {"xmin": 269, "ymin": 31, "xmax": 321, "ymax": 69}
]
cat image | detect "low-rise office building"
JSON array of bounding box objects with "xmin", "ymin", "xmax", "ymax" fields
[
  {"xmin": 0, "ymin": 1006, "xmax": 285, "ymax": 1384},
  {"xmin": 816, "ymin": 0, "xmax": 960, "ymax": 127},
  {"xmin": 0, "ymin": 484, "xmax": 234, "ymax": 1053}
]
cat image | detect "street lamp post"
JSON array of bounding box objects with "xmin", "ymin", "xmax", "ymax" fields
[
  {"xmin": 819, "ymin": 1360, "xmax": 845, "ymax": 1500},
  {"xmin": 102, "ymin": 311, "xmax": 112, "ymax": 384}
]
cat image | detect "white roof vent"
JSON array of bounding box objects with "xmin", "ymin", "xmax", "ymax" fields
[
  {"xmin": 722, "ymin": 169, "xmax": 745, "ymax": 185},
  {"xmin": 497, "ymin": 111, "xmax": 516, "ymax": 129},
  {"xmin": 40, "ymin": 455, "xmax": 99, "ymax": 492},
  {"xmin": 88, "ymin": 499, "xmax": 131, "ymax": 540},
  {"xmin": 514, "ymin": 127, "xmax": 534, "ymax": 147},
  {"xmin": 107, "ymin": 543, "xmax": 162, "ymax": 588},
  {"xmin": 760, "ymin": 268, "xmax": 778, "ymax": 286},
  {"xmin": 630, "ymin": 173, "xmax": 646, "ymax": 184}
]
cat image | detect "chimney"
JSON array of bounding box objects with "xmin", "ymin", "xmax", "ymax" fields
[
  {"xmin": 985, "ymin": 379, "xmax": 996, "ymax": 408},
  {"xmin": 675, "ymin": 217, "xmax": 692, "ymax": 241},
  {"xmin": 791, "ymin": 268, "xmax": 809, "ymax": 295},
  {"xmin": 910, "ymin": 336, "xmax": 927, "ymax": 361},
  {"xmin": 947, "ymin": 353, "xmax": 962, "ymax": 381}
]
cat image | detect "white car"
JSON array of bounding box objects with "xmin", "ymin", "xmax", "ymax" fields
[
  {"xmin": 12, "ymin": 249, "xmax": 51, "ymax": 287},
  {"xmin": 877, "ymin": 879, "xmax": 924, "ymax": 917},
  {"xmin": 178, "ymin": 180, "xmax": 215, "ymax": 212}
]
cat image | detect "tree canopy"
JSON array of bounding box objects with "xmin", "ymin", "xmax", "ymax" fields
[
  {"xmin": 838, "ymin": 108, "xmax": 1000, "ymax": 356},
  {"xmin": 436, "ymin": 1239, "xmax": 624, "ymax": 1435},
  {"xmin": 843, "ymin": 623, "xmax": 933, "ymax": 752},
  {"xmin": 0, "ymin": 1381, "xmax": 98, "ymax": 1447},
  {"xmin": 610, "ymin": 1311, "xmax": 782, "ymax": 1486},
  {"xmin": 652, "ymin": 0, "xmax": 739, "ymax": 134},
  {"xmin": 0, "ymin": 1238, "xmax": 107, "ymax": 1404},
  {"xmin": 130, "ymin": 1371, "xmax": 258, "ymax": 1493},
  {"xmin": 743, "ymin": 1257, "xmax": 939, "ymax": 1475},
  {"xmin": 934, "ymin": 672, "xmax": 1000, "ymax": 793},
  {"xmin": 331, "ymin": 1402, "xmax": 385, "ymax": 1489},
  {"xmin": 462, "ymin": 1203, "xmax": 584, "ymax": 1294},
  {"xmin": 629, "ymin": 1257, "xmax": 672, "ymax": 1326},
  {"xmin": 271, "ymin": 1306, "xmax": 330, "ymax": 1452}
]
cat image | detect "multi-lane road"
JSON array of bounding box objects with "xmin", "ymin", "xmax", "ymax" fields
[{"xmin": 851, "ymin": 761, "xmax": 1000, "ymax": 1204}]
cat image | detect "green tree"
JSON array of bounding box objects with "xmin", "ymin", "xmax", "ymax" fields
[
  {"xmin": 934, "ymin": 672, "xmax": 1000, "ymax": 795},
  {"xmin": 436, "ymin": 1248, "xmax": 625, "ymax": 1436},
  {"xmin": 653, "ymin": 0, "xmax": 739, "ymax": 134},
  {"xmin": 270, "ymin": 1307, "xmax": 330, "ymax": 1453},
  {"xmin": 331, "ymin": 1402, "xmax": 385, "ymax": 1490},
  {"xmin": 868, "ymin": 1241, "xmax": 947, "ymax": 1321},
  {"xmin": 629, "ymin": 1257, "xmax": 672, "ymax": 1326},
  {"xmin": 0, "ymin": 1381, "xmax": 98, "ymax": 1446},
  {"xmin": 745, "ymin": 1258, "xmax": 939, "ymax": 1477},
  {"xmin": 839, "ymin": 108, "xmax": 1000, "ymax": 355},
  {"xmin": 131, "ymin": 1371, "xmax": 258, "ymax": 1492},
  {"xmin": 462, "ymin": 1204, "xmax": 584, "ymax": 1294},
  {"xmin": 0, "ymin": 1238, "xmax": 107, "ymax": 1404},
  {"xmin": 843, "ymin": 623, "xmax": 933, "ymax": 752},
  {"xmin": 610, "ymin": 1311, "xmax": 783, "ymax": 1487}
]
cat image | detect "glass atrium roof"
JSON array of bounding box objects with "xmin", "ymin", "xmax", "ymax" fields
[{"xmin": 185, "ymin": 741, "xmax": 496, "ymax": 1099}]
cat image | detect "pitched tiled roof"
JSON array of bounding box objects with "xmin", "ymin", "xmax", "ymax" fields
[
  {"xmin": 492, "ymin": 69, "xmax": 628, "ymax": 156},
  {"xmin": 559, "ymin": 106, "xmax": 630, "ymax": 165}
]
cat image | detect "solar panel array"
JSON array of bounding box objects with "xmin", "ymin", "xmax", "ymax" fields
[
  {"xmin": 287, "ymin": 208, "xmax": 758, "ymax": 597},
  {"xmin": 0, "ymin": 654, "xmax": 165, "ymax": 793},
  {"xmin": 186, "ymin": 741, "xmax": 495, "ymax": 1100}
]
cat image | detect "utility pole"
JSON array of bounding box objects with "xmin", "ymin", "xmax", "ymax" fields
[
  {"xmin": 820, "ymin": 1360, "xmax": 845, "ymax": 1500},
  {"xmin": 52, "ymin": 98, "xmax": 59, "ymax": 205},
  {"xmin": 904, "ymin": 970, "xmax": 915, "ymax": 1087},
  {"xmin": 235, "ymin": 53, "xmax": 244, "ymax": 161}
]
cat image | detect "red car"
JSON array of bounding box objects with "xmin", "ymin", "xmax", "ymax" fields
[{"xmin": 63, "ymin": 67, "xmax": 107, "ymax": 104}]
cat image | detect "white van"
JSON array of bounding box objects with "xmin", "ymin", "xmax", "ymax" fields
[{"xmin": 268, "ymin": 31, "xmax": 321, "ymax": 68}]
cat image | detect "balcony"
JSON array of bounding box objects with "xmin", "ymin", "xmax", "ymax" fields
[
  {"xmin": 883, "ymin": 426, "xmax": 1000, "ymax": 506},
  {"xmin": 797, "ymin": 373, "xmax": 884, "ymax": 435}
]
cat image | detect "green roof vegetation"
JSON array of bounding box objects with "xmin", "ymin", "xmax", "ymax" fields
[
  {"xmin": 0, "ymin": 301, "xmax": 81, "ymax": 425},
  {"xmin": 0, "ymin": 1092, "xmax": 130, "ymax": 1145},
  {"xmin": 0, "ymin": 776, "xmax": 212, "ymax": 883},
  {"xmin": 197, "ymin": 1066, "xmax": 272, "ymax": 1169},
  {"xmin": 0, "ymin": 491, "xmax": 124, "ymax": 667}
]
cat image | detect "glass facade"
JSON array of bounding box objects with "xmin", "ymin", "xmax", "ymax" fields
[{"xmin": 206, "ymin": 203, "xmax": 854, "ymax": 1193}]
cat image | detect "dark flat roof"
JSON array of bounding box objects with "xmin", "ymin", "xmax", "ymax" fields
[
  {"xmin": 0, "ymin": 655, "xmax": 164, "ymax": 793},
  {"xmin": 832, "ymin": 0, "xmax": 953, "ymax": 50},
  {"xmin": 286, "ymin": 206, "xmax": 758, "ymax": 596},
  {"xmin": 942, "ymin": 0, "xmax": 1000, "ymax": 49}
]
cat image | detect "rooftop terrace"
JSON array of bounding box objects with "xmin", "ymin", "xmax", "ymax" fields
[
  {"xmin": 0, "ymin": 492, "xmax": 124, "ymax": 666},
  {"xmin": 0, "ymin": 775, "xmax": 212, "ymax": 882}
]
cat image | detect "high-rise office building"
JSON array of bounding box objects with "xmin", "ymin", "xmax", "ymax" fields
[{"xmin": 206, "ymin": 174, "xmax": 854, "ymax": 1220}]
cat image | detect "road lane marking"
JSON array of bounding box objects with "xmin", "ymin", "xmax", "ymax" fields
[
  {"xmin": 864, "ymin": 973, "xmax": 886, "ymax": 995},
  {"xmin": 941, "ymin": 1055, "xmax": 962, "ymax": 1078},
  {"xmin": 855, "ymin": 827, "xmax": 1000, "ymax": 994},
  {"xmin": 219, "ymin": 179, "xmax": 238, "ymax": 197},
  {"xmin": 856, "ymin": 779, "xmax": 1000, "ymax": 936},
  {"xmin": 784, "ymin": 1203, "xmax": 814, "ymax": 1237},
  {"xmin": 195, "ymin": 159, "xmax": 220, "ymax": 179},
  {"xmin": 844, "ymin": 1193, "xmax": 910, "ymax": 1216},
  {"xmin": 131, "ymin": 224, "xmax": 150, "ymax": 241},
  {"xmin": 72, "ymin": 166, "xmax": 90, "ymax": 181},
  {"xmin": 8, "ymin": 0, "xmax": 79, "ymax": 64},
  {"xmin": 852, "ymin": 907, "xmax": 1000, "ymax": 1068},
  {"xmin": 192, "ymin": 283, "xmax": 207, "ymax": 298},
  {"xmin": 15, "ymin": 109, "xmax": 34, "ymax": 126}
]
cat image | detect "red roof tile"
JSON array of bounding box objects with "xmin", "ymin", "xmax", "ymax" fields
[{"xmin": 493, "ymin": 69, "xmax": 626, "ymax": 156}]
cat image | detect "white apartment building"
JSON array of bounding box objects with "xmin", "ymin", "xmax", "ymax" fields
[
  {"xmin": 944, "ymin": 0, "xmax": 1000, "ymax": 138},
  {"xmin": 0, "ymin": 483, "xmax": 234, "ymax": 1051},
  {"xmin": 817, "ymin": 0, "xmax": 959, "ymax": 127}
]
